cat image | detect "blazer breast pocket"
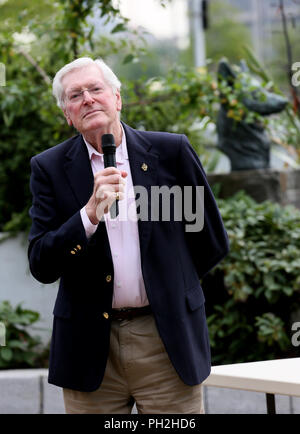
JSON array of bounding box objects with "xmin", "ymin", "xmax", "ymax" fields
[{"xmin": 185, "ymin": 284, "xmax": 205, "ymax": 312}]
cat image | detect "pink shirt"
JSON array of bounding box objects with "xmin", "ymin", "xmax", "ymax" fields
[{"xmin": 80, "ymin": 127, "xmax": 149, "ymax": 309}]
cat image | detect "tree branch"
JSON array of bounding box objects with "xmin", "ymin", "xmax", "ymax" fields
[{"xmin": 17, "ymin": 47, "xmax": 52, "ymax": 85}]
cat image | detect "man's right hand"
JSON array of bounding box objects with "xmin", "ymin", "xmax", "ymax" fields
[{"xmin": 85, "ymin": 167, "xmax": 127, "ymax": 225}]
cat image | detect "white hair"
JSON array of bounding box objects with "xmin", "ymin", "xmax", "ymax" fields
[{"xmin": 52, "ymin": 57, "xmax": 121, "ymax": 109}]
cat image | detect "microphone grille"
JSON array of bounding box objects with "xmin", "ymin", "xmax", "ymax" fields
[{"xmin": 102, "ymin": 134, "xmax": 116, "ymax": 154}]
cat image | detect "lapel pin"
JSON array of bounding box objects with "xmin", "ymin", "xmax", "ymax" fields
[{"xmin": 141, "ymin": 163, "xmax": 148, "ymax": 172}]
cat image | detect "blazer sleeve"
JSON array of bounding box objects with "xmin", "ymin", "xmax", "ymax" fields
[
  {"xmin": 179, "ymin": 134, "xmax": 229, "ymax": 279},
  {"xmin": 28, "ymin": 156, "xmax": 89, "ymax": 284}
]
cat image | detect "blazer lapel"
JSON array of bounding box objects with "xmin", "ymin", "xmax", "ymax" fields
[
  {"xmin": 63, "ymin": 134, "xmax": 112, "ymax": 260},
  {"xmin": 122, "ymin": 123, "xmax": 159, "ymax": 261},
  {"xmin": 63, "ymin": 125, "xmax": 159, "ymax": 265},
  {"xmin": 64, "ymin": 135, "xmax": 94, "ymax": 209}
]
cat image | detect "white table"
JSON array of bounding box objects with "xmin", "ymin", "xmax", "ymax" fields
[{"xmin": 203, "ymin": 358, "xmax": 300, "ymax": 413}]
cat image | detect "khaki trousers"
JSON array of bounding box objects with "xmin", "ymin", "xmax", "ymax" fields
[{"xmin": 63, "ymin": 314, "xmax": 204, "ymax": 414}]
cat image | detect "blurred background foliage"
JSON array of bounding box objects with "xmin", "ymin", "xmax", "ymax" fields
[
  {"xmin": 1, "ymin": 0, "xmax": 300, "ymax": 367},
  {"xmin": 0, "ymin": 300, "xmax": 48, "ymax": 369},
  {"xmin": 204, "ymin": 191, "xmax": 300, "ymax": 364}
]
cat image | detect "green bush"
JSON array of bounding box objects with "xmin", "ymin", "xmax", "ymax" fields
[
  {"xmin": 0, "ymin": 301, "xmax": 49, "ymax": 369},
  {"xmin": 205, "ymin": 191, "xmax": 300, "ymax": 365}
]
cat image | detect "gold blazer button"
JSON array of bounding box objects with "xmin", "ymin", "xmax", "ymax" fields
[
  {"xmin": 103, "ymin": 312, "xmax": 109, "ymax": 319},
  {"xmin": 106, "ymin": 275, "xmax": 112, "ymax": 283},
  {"xmin": 141, "ymin": 163, "xmax": 148, "ymax": 171}
]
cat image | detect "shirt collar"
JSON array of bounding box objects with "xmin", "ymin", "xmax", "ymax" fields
[{"xmin": 82, "ymin": 124, "xmax": 128, "ymax": 164}]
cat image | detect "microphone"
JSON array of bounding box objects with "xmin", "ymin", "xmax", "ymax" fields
[{"xmin": 102, "ymin": 134, "xmax": 119, "ymax": 219}]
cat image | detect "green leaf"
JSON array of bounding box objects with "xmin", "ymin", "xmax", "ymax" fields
[
  {"xmin": 111, "ymin": 23, "xmax": 126, "ymax": 34},
  {"xmin": 123, "ymin": 54, "xmax": 134, "ymax": 64},
  {"xmin": 1, "ymin": 347, "xmax": 13, "ymax": 361},
  {"xmin": 8, "ymin": 340, "xmax": 27, "ymax": 350}
]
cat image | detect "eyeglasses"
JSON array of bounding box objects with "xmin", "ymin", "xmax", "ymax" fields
[{"xmin": 65, "ymin": 86, "xmax": 103, "ymax": 103}]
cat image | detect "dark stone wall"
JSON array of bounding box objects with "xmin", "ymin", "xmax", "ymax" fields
[{"xmin": 207, "ymin": 169, "xmax": 300, "ymax": 209}]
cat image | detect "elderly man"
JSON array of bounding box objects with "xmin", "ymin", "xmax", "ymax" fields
[{"xmin": 28, "ymin": 57, "xmax": 229, "ymax": 414}]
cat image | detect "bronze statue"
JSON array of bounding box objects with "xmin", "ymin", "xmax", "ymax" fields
[{"xmin": 217, "ymin": 59, "xmax": 288, "ymax": 171}]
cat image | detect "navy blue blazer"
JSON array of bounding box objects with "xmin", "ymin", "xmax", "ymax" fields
[{"xmin": 28, "ymin": 122, "xmax": 229, "ymax": 391}]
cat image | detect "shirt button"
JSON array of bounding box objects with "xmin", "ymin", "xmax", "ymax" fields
[
  {"xmin": 106, "ymin": 275, "xmax": 112, "ymax": 283},
  {"xmin": 103, "ymin": 312, "xmax": 109, "ymax": 319}
]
